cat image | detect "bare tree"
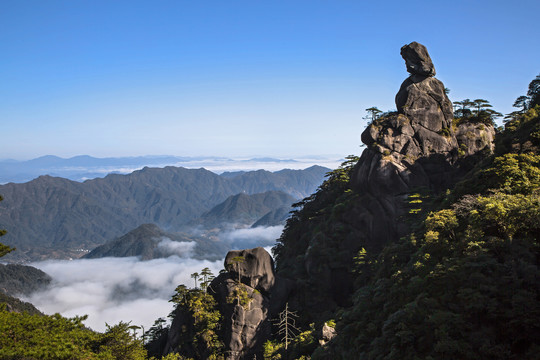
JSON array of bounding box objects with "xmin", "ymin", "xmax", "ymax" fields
[{"xmin": 275, "ymin": 303, "xmax": 299, "ymax": 351}]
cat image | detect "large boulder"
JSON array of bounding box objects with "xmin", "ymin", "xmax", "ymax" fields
[
  {"xmin": 396, "ymin": 76, "xmax": 454, "ymax": 131},
  {"xmin": 400, "ymin": 41, "xmax": 436, "ymax": 77},
  {"xmin": 212, "ymin": 247, "xmax": 290, "ymax": 359},
  {"xmin": 224, "ymin": 247, "xmax": 275, "ymax": 293}
]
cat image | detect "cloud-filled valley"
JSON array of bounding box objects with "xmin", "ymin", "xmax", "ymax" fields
[
  {"xmin": 22, "ymin": 225, "xmax": 283, "ymax": 332},
  {"xmin": 24, "ymin": 256, "xmax": 224, "ymax": 332}
]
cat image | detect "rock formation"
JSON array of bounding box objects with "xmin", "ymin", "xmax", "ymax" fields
[
  {"xmin": 275, "ymin": 41, "xmax": 495, "ymax": 325},
  {"xmin": 164, "ymin": 42, "xmax": 497, "ymax": 359},
  {"xmin": 164, "ymin": 247, "xmax": 290, "ymax": 360},
  {"xmin": 352, "ymin": 41, "xmax": 493, "ymax": 198},
  {"xmin": 212, "ymin": 248, "xmax": 290, "ymax": 359},
  {"xmin": 349, "ymin": 41, "xmax": 495, "ymax": 253}
]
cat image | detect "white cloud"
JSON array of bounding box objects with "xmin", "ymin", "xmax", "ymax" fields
[
  {"xmin": 156, "ymin": 238, "xmax": 196, "ymax": 257},
  {"xmin": 21, "ymin": 226, "xmax": 283, "ymax": 333},
  {"xmin": 220, "ymin": 225, "xmax": 283, "ymax": 249},
  {"xmin": 24, "ymin": 256, "xmax": 223, "ymax": 332}
]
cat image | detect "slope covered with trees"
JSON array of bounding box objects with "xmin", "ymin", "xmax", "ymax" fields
[
  {"xmin": 0, "ymin": 212, "xmax": 152, "ymax": 360},
  {"xmin": 268, "ymin": 76, "xmax": 540, "ymax": 359},
  {"xmin": 0, "ymin": 165, "xmax": 328, "ymax": 262}
]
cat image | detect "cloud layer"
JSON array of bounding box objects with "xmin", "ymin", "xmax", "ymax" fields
[
  {"xmin": 157, "ymin": 238, "xmax": 196, "ymax": 257},
  {"xmin": 25, "ymin": 256, "xmax": 223, "ymax": 332},
  {"xmin": 23, "ymin": 226, "xmax": 282, "ymax": 333},
  {"xmin": 219, "ymin": 225, "xmax": 284, "ymax": 249}
]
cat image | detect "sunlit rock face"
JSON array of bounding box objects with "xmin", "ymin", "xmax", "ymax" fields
[
  {"xmin": 352, "ymin": 41, "xmax": 492, "ymax": 197},
  {"xmin": 347, "ymin": 40, "xmax": 495, "ymax": 261}
]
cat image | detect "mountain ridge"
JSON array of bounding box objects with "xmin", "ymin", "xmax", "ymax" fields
[{"xmin": 0, "ymin": 165, "xmax": 329, "ymax": 262}]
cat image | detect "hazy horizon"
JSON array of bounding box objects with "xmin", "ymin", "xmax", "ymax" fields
[{"xmin": 0, "ymin": 153, "xmax": 340, "ymax": 184}]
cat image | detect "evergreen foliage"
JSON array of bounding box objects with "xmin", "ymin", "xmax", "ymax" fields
[
  {"xmin": 145, "ymin": 267, "xmax": 224, "ymax": 360},
  {"xmin": 0, "ymin": 308, "xmax": 148, "ymax": 359},
  {"xmin": 453, "ymin": 98, "xmax": 502, "ymax": 126},
  {"xmin": 169, "ymin": 288, "xmax": 223, "ymax": 359},
  {"xmin": 309, "ymin": 84, "xmax": 540, "ymax": 359}
]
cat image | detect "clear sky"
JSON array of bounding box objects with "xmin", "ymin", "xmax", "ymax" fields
[{"xmin": 1, "ymin": 0, "xmax": 539, "ymax": 160}]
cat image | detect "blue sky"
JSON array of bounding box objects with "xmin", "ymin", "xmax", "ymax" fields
[{"xmin": 1, "ymin": 0, "xmax": 539, "ymax": 160}]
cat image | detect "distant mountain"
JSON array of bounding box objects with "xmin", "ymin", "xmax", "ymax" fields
[
  {"xmin": 0, "ymin": 291, "xmax": 43, "ymax": 315},
  {"xmin": 84, "ymin": 223, "xmax": 229, "ymax": 261},
  {"xmin": 251, "ymin": 206, "xmax": 292, "ymax": 228},
  {"xmin": 0, "ymin": 264, "xmax": 51, "ymax": 297},
  {"xmin": 197, "ymin": 191, "xmax": 296, "ymax": 228},
  {"xmin": 0, "ymin": 155, "xmax": 199, "ymax": 183},
  {"xmin": 0, "ymin": 165, "xmax": 329, "ymax": 262},
  {"xmin": 0, "ymin": 155, "xmax": 329, "ymax": 183},
  {"xmin": 220, "ymin": 166, "xmax": 330, "ymax": 199},
  {"xmin": 244, "ymin": 157, "xmax": 298, "ymax": 163},
  {"xmin": 219, "ymin": 171, "xmax": 247, "ymax": 179}
]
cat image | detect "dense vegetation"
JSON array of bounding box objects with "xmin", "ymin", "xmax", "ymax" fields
[
  {"xmin": 328, "ymin": 128, "xmax": 540, "ymax": 358},
  {"xmin": 0, "ymin": 166, "xmax": 328, "ymax": 262},
  {"xmin": 271, "ymin": 76, "xmax": 540, "ymax": 359}
]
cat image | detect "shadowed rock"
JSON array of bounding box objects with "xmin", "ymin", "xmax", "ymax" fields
[
  {"xmin": 276, "ymin": 42, "xmax": 495, "ymax": 324},
  {"xmin": 400, "ymin": 41, "xmax": 435, "ymax": 77},
  {"xmin": 213, "ymin": 247, "xmax": 290, "ymax": 359},
  {"xmin": 165, "ymin": 247, "xmax": 291, "ymax": 360},
  {"xmin": 225, "ymin": 247, "xmax": 275, "ymax": 293}
]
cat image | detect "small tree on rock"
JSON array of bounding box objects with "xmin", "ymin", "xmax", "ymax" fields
[
  {"xmin": 227, "ymin": 256, "xmax": 245, "ymax": 283},
  {"xmin": 364, "ymin": 107, "xmax": 382, "ymax": 124}
]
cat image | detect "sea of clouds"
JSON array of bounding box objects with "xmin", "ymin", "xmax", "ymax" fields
[{"xmin": 24, "ymin": 225, "xmax": 283, "ymax": 333}]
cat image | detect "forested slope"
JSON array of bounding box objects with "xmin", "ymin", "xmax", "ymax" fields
[{"xmin": 271, "ymin": 106, "xmax": 540, "ymax": 359}]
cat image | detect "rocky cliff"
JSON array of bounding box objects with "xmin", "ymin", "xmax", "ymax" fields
[
  {"xmin": 350, "ymin": 41, "xmax": 494, "ymax": 248},
  {"xmin": 274, "ymin": 41, "xmax": 495, "ymax": 325}
]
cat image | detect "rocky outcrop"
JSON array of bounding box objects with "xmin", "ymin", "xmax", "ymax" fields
[
  {"xmin": 319, "ymin": 323, "xmax": 337, "ymax": 346},
  {"xmin": 352, "ymin": 41, "xmax": 493, "ymax": 199},
  {"xmin": 275, "ymin": 42, "xmax": 496, "ymax": 325},
  {"xmin": 164, "ymin": 247, "xmax": 290, "ymax": 360},
  {"xmin": 211, "ymin": 247, "xmax": 289, "ymax": 359}
]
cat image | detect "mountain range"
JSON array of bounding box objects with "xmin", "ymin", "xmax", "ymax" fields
[
  {"xmin": 0, "ymin": 155, "xmax": 317, "ymax": 184},
  {"xmin": 0, "ymin": 165, "xmax": 329, "ymax": 262}
]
